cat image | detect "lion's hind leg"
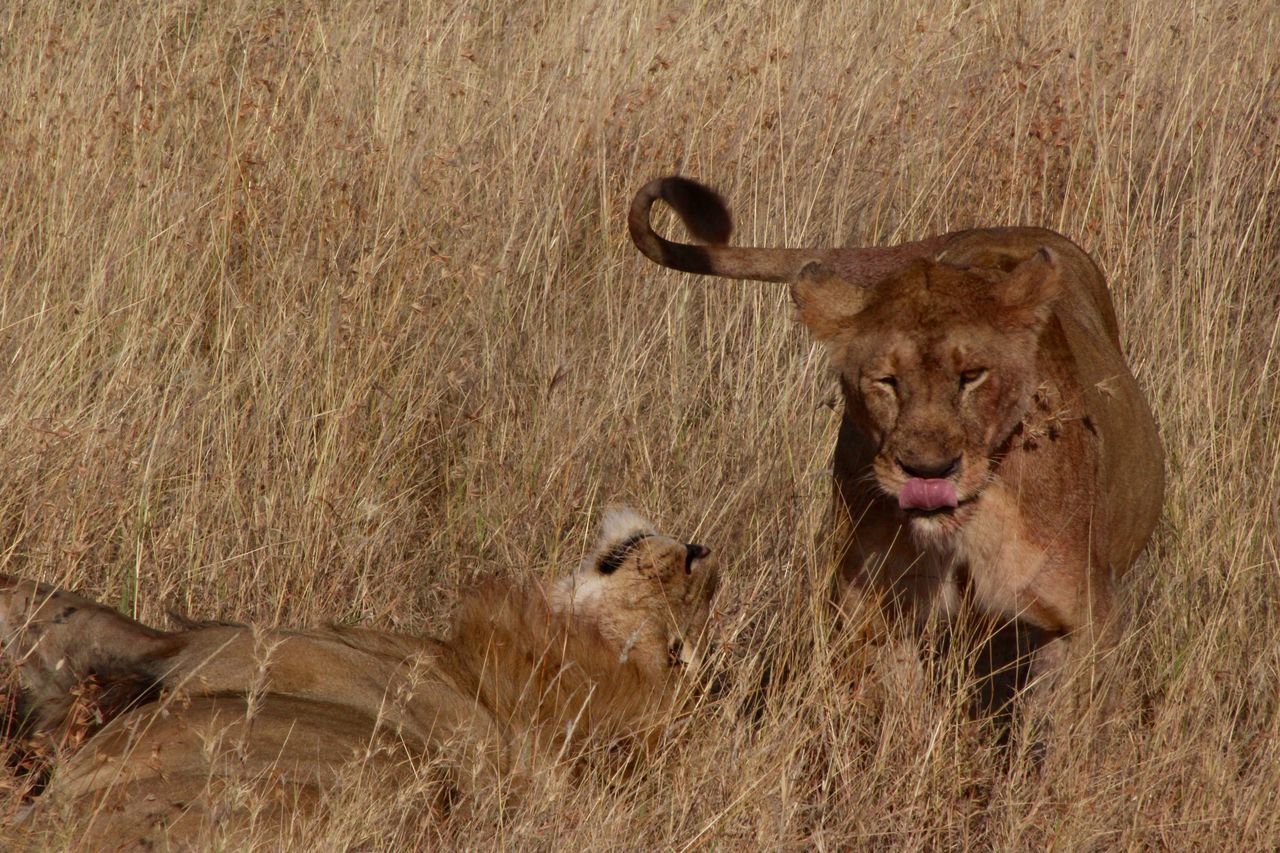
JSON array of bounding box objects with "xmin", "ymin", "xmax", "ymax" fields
[{"xmin": 0, "ymin": 575, "xmax": 177, "ymax": 738}]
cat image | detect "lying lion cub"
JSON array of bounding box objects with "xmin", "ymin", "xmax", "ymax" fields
[{"xmin": 0, "ymin": 508, "xmax": 717, "ymax": 848}]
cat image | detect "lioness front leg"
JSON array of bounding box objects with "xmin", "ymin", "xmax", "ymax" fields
[
  {"xmin": 830, "ymin": 541, "xmax": 969, "ymax": 712},
  {"xmin": 1011, "ymin": 560, "xmax": 1120, "ymax": 716}
]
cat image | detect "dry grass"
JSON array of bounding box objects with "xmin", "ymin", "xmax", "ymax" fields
[{"xmin": 1, "ymin": 0, "xmax": 1277, "ymax": 848}]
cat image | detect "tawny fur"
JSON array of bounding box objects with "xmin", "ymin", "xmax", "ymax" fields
[
  {"xmin": 0, "ymin": 510, "xmax": 718, "ymax": 849},
  {"xmin": 632, "ymin": 176, "xmax": 1164, "ymax": 690}
]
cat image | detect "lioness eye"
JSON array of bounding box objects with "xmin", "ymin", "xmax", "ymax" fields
[
  {"xmin": 875, "ymin": 375, "xmax": 898, "ymax": 390},
  {"xmin": 959, "ymin": 368, "xmax": 988, "ymax": 388}
]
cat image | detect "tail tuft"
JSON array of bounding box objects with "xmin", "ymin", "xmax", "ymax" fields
[{"xmin": 659, "ymin": 177, "xmax": 732, "ymax": 244}]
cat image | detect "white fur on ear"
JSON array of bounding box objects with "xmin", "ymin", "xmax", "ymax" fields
[
  {"xmin": 553, "ymin": 506, "xmax": 659, "ymax": 616},
  {"xmin": 595, "ymin": 506, "xmax": 656, "ymax": 551}
]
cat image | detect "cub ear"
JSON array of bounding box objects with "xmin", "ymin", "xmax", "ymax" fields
[
  {"xmin": 581, "ymin": 506, "xmax": 656, "ymax": 575},
  {"xmin": 790, "ymin": 262, "xmax": 866, "ymax": 341},
  {"xmin": 596, "ymin": 506, "xmax": 655, "ymax": 549},
  {"xmin": 995, "ymin": 247, "xmax": 1062, "ymax": 327}
]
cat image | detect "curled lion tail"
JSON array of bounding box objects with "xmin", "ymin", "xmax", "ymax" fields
[{"xmin": 628, "ymin": 176, "xmax": 733, "ymax": 276}]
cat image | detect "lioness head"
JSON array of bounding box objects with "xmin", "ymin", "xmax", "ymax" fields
[
  {"xmin": 793, "ymin": 249, "xmax": 1062, "ymax": 541},
  {"xmin": 552, "ymin": 507, "xmax": 719, "ymax": 676}
]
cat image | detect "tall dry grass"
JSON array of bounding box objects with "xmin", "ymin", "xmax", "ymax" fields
[{"xmin": 0, "ymin": 0, "xmax": 1277, "ymax": 847}]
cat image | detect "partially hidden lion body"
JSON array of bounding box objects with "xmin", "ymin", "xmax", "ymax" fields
[
  {"xmin": 0, "ymin": 508, "xmax": 717, "ymax": 848},
  {"xmin": 630, "ymin": 177, "xmax": 1163, "ymax": 693}
]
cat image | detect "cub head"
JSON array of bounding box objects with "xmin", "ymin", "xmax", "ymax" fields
[
  {"xmin": 792, "ymin": 249, "xmax": 1061, "ymax": 542},
  {"xmin": 551, "ymin": 507, "xmax": 719, "ymax": 677}
]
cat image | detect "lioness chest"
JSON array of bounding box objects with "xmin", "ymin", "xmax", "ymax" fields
[{"xmin": 848, "ymin": 479, "xmax": 1086, "ymax": 635}]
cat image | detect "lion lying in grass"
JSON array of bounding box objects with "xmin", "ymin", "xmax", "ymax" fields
[{"xmin": 0, "ymin": 508, "xmax": 718, "ymax": 848}]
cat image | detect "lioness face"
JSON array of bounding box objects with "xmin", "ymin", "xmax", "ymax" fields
[
  {"xmin": 793, "ymin": 252, "xmax": 1061, "ymax": 543},
  {"xmin": 553, "ymin": 509, "xmax": 719, "ymax": 672}
]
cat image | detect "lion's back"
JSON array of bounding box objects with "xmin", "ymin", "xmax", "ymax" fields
[{"xmin": 940, "ymin": 227, "xmax": 1165, "ymax": 573}]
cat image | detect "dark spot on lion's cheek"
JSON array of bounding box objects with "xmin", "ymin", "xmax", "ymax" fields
[
  {"xmin": 668, "ymin": 638, "xmax": 684, "ymax": 667},
  {"xmin": 842, "ymin": 381, "xmax": 889, "ymax": 445},
  {"xmin": 52, "ymin": 606, "xmax": 77, "ymax": 625}
]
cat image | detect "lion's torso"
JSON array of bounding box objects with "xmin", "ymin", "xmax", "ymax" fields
[
  {"xmin": 33, "ymin": 624, "xmax": 499, "ymax": 846},
  {"xmin": 6, "ymin": 572, "xmax": 701, "ymax": 850}
]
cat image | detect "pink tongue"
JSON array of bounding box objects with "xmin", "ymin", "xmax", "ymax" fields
[{"xmin": 899, "ymin": 478, "xmax": 958, "ymax": 511}]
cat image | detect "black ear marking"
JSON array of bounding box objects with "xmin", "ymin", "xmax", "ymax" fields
[{"xmin": 597, "ymin": 533, "xmax": 649, "ymax": 575}]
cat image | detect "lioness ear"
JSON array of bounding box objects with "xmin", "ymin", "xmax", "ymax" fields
[
  {"xmin": 790, "ymin": 262, "xmax": 866, "ymax": 341},
  {"xmin": 996, "ymin": 247, "xmax": 1062, "ymax": 327}
]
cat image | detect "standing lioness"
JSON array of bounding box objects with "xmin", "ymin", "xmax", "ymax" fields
[
  {"xmin": 0, "ymin": 508, "xmax": 718, "ymax": 848},
  {"xmin": 630, "ymin": 176, "xmax": 1163, "ymax": 695}
]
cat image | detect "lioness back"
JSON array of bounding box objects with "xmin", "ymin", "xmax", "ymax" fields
[{"xmin": 938, "ymin": 227, "xmax": 1164, "ymax": 574}]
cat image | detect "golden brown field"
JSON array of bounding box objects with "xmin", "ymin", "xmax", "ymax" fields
[{"xmin": 2, "ymin": 0, "xmax": 1278, "ymax": 848}]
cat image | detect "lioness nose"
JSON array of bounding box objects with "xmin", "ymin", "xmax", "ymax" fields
[{"xmin": 897, "ymin": 455, "xmax": 961, "ymax": 479}]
